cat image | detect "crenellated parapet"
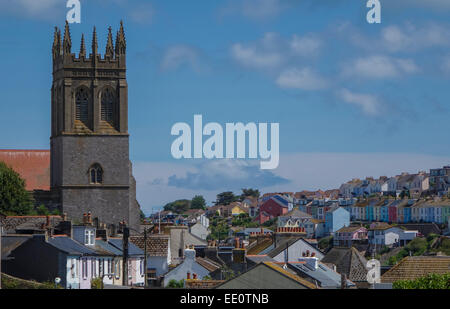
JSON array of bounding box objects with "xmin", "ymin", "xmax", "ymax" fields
[{"xmin": 52, "ymin": 20, "xmax": 127, "ymax": 74}]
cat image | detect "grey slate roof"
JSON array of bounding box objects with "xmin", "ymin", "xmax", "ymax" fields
[
  {"xmin": 289, "ymin": 262, "xmax": 355, "ymax": 288},
  {"xmin": 246, "ymin": 255, "xmax": 276, "ymax": 264},
  {"xmin": 1, "ymin": 235, "xmax": 31, "ymax": 260},
  {"xmin": 94, "ymin": 239, "xmax": 123, "ymax": 256},
  {"xmin": 47, "ymin": 236, "xmax": 97, "ymax": 255},
  {"xmin": 108, "ymin": 238, "xmax": 144, "ymax": 256}
]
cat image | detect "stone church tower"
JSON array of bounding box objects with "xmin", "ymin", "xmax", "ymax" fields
[{"xmin": 50, "ymin": 21, "xmax": 140, "ymax": 232}]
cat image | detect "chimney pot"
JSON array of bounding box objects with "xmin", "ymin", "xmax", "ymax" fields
[{"xmin": 187, "ymin": 272, "xmax": 191, "ymax": 279}]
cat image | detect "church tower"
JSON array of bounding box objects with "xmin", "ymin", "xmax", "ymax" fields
[{"xmin": 50, "ymin": 21, "xmax": 140, "ymax": 231}]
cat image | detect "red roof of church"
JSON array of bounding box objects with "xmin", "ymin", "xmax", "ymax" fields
[{"xmin": 0, "ymin": 150, "xmax": 50, "ymax": 191}]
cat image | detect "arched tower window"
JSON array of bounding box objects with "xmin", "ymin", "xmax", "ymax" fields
[
  {"xmin": 89, "ymin": 164, "xmax": 103, "ymax": 184},
  {"xmin": 101, "ymin": 88, "xmax": 115, "ymax": 125},
  {"xmin": 75, "ymin": 88, "xmax": 89, "ymax": 126}
]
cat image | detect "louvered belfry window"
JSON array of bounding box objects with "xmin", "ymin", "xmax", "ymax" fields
[
  {"xmin": 75, "ymin": 88, "xmax": 89, "ymax": 125},
  {"xmin": 101, "ymin": 88, "xmax": 114, "ymax": 125}
]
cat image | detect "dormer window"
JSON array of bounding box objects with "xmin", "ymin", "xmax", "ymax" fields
[
  {"xmin": 85, "ymin": 229, "xmax": 95, "ymax": 246},
  {"xmin": 89, "ymin": 164, "xmax": 103, "ymax": 184}
]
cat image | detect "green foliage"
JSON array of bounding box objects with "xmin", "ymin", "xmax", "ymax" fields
[
  {"xmin": 167, "ymin": 279, "xmax": 185, "ymax": 288},
  {"xmin": 0, "ymin": 161, "xmax": 33, "ymax": 215},
  {"xmin": 240, "ymin": 188, "xmax": 260, "ymax": 200},
  {"xmin": 1, "ymin": 273, "xmax": 61, "ymax": 289},
  {"xmin": 208, "ymin": 216, "xmax": 230, "ymax": 240},
  {"xmin": 393, "ymin": 273, "xmax": 450, "ymax": 289},
  {"xmin": 163, "ymin": 199, "xmax": 191, "ymax": 213},
  {"xmin": 91, "ymin": 277, "xmax": 103, "ymax": 289},
  {"xmin": 215, "ymin": 191, "xmax": 238, "ymax": 206},
  {"xmin": 389, "ymin": 237, "xmax": 430, "ymax": 265},
  {"xmin": 191, "ymin": 195, "xmax": 206, "ymax": 210},
  {"xmin": 231, "ymin": 213, "xmax": 257, "ymax": 228},
  {"xmin": 318, "ymin": 236, "xmax": 333, "ymax": 250}
]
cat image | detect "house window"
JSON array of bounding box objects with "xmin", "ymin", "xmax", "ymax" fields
[
  {"xmin": 115, "ymin": 261, "xmax": 121, "ymax": 278},
  {"xmin": 85, "ymin": 229, "xmax": 95, "ymax": 246},
  {"xmin": 82, "ymin": 259, "xmax": 87, "ymax": 279},
  {"xmin": 140, "ymin": 259, "xmax": 144, "ymax": 277},
  {"xmin": 128, "ymin": 261, "xmax": 132, "ymax": 279},
  {"xmin": 71, "ymin": 258, "xmax": 77, "ymax": 278},
  {"xmin": 75, "ymin": 88, "xmax": 89, "ymax": 125},
  {"xmin": 89, "ymin": 164, "xmax": 103, "ymax": 184},
  {"xmin": 101, "ymin": 88, "xmax": 115, "ymax": 125},
  {"xmin": 99, "ymin": 259, "xmax": 104, "ymax": 277}
]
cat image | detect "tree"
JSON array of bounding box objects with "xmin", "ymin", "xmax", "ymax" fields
[
  {"xmin": 163, "ymin": 199, "xmax": 191, "ymax": 214},
  {"xmin": 240, "ymin": 188, "xmax": 260, "ymax": 200},
  {"xmin": 215, "ymin": 191, "xmax": 237, "ymax": 205},
  {"xmin": 140, "ymin": 209, "xmax": 146, "ymax": 221},
  {"xmin": 191, "ymin": 195, "xmax": 206, "ymax": 210},
  {"xmin": 393, "ymin": 273, "xmax": 450, "ymax": 289},
  {"xmin": 167, "ymin": 279, "xmax": 185, "ymax": 288},
  {"xmin": 0, "ymin": 162, "xmax": 33, "ymax": 215}
]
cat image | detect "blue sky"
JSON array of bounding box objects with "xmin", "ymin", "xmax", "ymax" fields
[{"xmin": 1, "ymin": 0, "xmax": 450, "ymax": 214}]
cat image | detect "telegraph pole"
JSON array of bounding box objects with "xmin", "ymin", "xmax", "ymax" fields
[
  {"xmin": 143, "ymin": 227, "xmax": 148, "ymax": 288},
  {"xmin": 0, "ymin": 221, "xmax": 2, "ymax": 289},
  {"xmin": 122, "ymin": 223, "xmax": 129, "ymax": 286}
]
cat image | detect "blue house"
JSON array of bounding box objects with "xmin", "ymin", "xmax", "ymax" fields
[{"xmin": 325, "ymin": 207, "xmax": 350, "ymax": 235}]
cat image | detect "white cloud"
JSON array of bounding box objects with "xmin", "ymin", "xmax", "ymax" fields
[
  {"xmin": 276, "ymin": 68, "xmax": 328, "ymax": 90},
  {"xmin": 231, "ymin": 32, "xmax": 322, "ymax": 71},
  {"xmin": 128, "ymin": 3, "xmax": 155, "ymax": 24},
  {"xmin": 338, "ymin": 89, "xmax": 382, "ymax": 116},
  {"xmin": 343, "ymin": 55, "xmax": 419, "ymax": 79},
  {"xmin": 290, "ymin": 34, "xmax": 322, "ymax": 57},
  {"xmin": 161, "ymin": 45, "xmax": 205, "ymax": 72},
  {"xmin": 231, "ymin": 43, "xmax": 283, "ymax": 70},
  {"xmin": 220, "ymin": 0, "xmax": 290, "ymax": 20},
  {"xmin": 0, "ymin": 0, "xmax": 63, "ymax": 20},
  {"xmin": 382, "ymin": 24, "xmax": 450, "ymax": 52}
]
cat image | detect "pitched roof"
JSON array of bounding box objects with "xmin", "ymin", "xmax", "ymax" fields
[
  {"xmin": 195, "ymin": 257, "xmax": 221, "ymax": 272},
  {"xmin": 321, "ymin": 247, "xmax": 368, "ymax": 282},
  {"xmin": 47, "ymin": 236, "xmax": 97, "ymax": 255},
  {"xmin": 397, "ymin": 223, "xmax": 442, "ymax": 236},
  {"xmin": 129, "ymin": 235, "xmax": 169, "ymax": 256},
  {"xmin": 267, "ymin": 237, "xmax": 324, "ymax": 259},
  {"xmin": 108, "ymin": 238, "xmax": 144, "ymax": 256},
  {"xmin": 289, "ymin": 262, "xmax": 355, "ymax": 288},
  {"xmin": 1, "ymin": 235, "xmax": 32, "ymax": 260},
  {"xmin": 281, "ymin": 209, "xmax": 312, "ymax": 219},
  {"xmin": 336, "ymin": 226, "xmax": 366, "ymax": 233},
  {"xmin": 246, "ymin": 255, "xmax": 276, "ymax": 264},
  {"xmin": 381, "ymin": 256, "xmax": 450, "ymax": 283},
  {"xmin": 263, "ymin": 262, "xmax": 317, "ymax": 289},
  {"xmin": 246, "ymin": 238, "xmax": 273, "ymax": 255},
  {"xmin": 0, "ymin": 150, "xmax": 50, "ymax": 191},
  {"xmin": 1, "ymin": 216, "xmax": 62, "ymax": 234}
]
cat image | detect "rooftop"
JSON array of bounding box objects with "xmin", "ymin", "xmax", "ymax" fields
[{"xmin": 0, "ymin": 150, "xmax": 50, "ymax": 191}]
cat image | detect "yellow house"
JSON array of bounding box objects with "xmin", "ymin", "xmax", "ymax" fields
[{"xmin": 231, "ymin": 203, "xmax": 248, "ymax": 216}]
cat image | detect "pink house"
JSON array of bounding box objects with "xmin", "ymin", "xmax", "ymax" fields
[{"xmin": 333, "ymin": 226, "xmax": 368, "ymax": 247}]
